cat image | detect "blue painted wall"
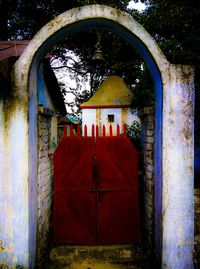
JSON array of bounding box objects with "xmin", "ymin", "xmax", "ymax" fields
[{"xmin": 37, "ymin": 64, "xmax": 56, "ymax": 110}]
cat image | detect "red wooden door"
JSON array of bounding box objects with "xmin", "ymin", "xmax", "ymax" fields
[
  {"xmin": 53, "ymin": 136, "xmax": 96, "ymax": 244},
  {"xmin": 53, "ymin": 135, "xmax": 139, "ymax": 245},
  {"xmin": 96, "ymin": 136, "xmax": 139, "ymax": 244}
]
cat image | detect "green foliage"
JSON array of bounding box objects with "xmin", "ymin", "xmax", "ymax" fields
[
  {"xmin": 51, "ymin": 30, "xmax": 153, "ymax": 114},
  {"xmin": 15, "ymin": 265, "xmax": 24, "ymax": 269},
  {"xmin": 0, "ymin": 0, "xmax": 130, "ymax": 40},
  {"xmin": 134, "ymin": 0, "xmax": 200, "ymax": 145},
  {"xmin": 1, "ymin": 0, "xmax": 199, "ymax": 119},
  {"xmin": 126, "ymin": 120, "xmax": 142, "ymax": 149},
  {"xmin": 136, "ymin": 0, "xmax": 200, "ymax": 66}
]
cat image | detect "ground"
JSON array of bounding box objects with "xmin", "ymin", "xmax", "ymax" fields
[
  {"xmin": 43, "ymin": 188, "xmax": 200, "ymax": 269},
  {"xmin": 45, "ymin": 244, "xmax": 154, "ymax": 269}
]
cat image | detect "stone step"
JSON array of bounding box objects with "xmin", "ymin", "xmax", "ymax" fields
[
  {"xmin": 47, "ymin": 245, "xmax": 153, "ymax": 269},
  {"xmin": 47, "ymin": 261, "xmax": 142, "ymax": 269}
]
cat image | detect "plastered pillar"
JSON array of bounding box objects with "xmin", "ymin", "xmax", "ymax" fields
[
  {"xmin": 162, "ymin": 64, "xmax": 195, "ymax": 268},
  {"xmin": 0, "ymin": 87, "xmax": 29, "ymax": 267}
]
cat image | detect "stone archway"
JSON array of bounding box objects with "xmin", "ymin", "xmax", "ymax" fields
[{"xmin": 0, "ymin": 4, "xmax": 194, "ymax": 269}]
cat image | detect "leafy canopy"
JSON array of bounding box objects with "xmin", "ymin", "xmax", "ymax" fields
[{"xmin": 0, "ymin": 0, "xmax": 199, "ymax": 116}]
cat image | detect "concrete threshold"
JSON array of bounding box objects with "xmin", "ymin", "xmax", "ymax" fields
[{"xmin": 47, "ymin": 244, "xmax": 153, "ymax": 269}]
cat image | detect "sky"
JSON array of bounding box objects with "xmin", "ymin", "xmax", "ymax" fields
[{"xmin": 128, "ymin": 0, "xmax": 146, "ymax": 11}]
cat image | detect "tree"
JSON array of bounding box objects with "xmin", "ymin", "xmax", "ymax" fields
[
  {"xmin": 0, "ymin": 0, "xmax": 130, "ymax": 40},
  {"xmin": 1, "ymin": 0, "xmax": 150, "ymax": 115},
  {"xmin": 1, "ymin": 0, "xmax": 199, "ymax": 115},
  {"xmin": 0, "ymin": 0, "xmax": 17, "ymax": 40},
  {"xmin": 134, "ymin": 0, "xmax": 200, "ymax": 146},
  {"xmin": 49, "ymin": 0, "xmax": 200, "ymax": 114},
  {"xmin": 50, "ymin": 29, "xmax": 154, "ymax": 115},
  {"xmin": 133, "ymin": 0, "xmax": 200, "ymax": 65}
]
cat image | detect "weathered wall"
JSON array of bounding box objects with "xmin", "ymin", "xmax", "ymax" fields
[
  {"xmin": 0, "ymin": 61, "xmax": 58, "ymax": 268},
  {"xmin": 142, "ymin": 107, "xmax": 155, "ymax": 244},
  {"xmin": 36, "ymin": 64, "xmax": 58, "ymax": 266},
  {"xmin": 0, "ymin": 80, "xmax": 29, "ymax": 267},
  {"xmin": 37, "ymin": 110, "xmax": 53, "ymax": 267},
  {"xmin": 162, "ymin": 64, "xmax": 194, "ymax": 268}
]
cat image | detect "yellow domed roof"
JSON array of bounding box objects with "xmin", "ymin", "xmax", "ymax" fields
[{"xmin": 80, "ymin": 75, "xmax": 133, "ymax": 108}]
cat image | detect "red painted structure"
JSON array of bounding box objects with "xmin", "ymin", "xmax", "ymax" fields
[{"xmin": 53, "ymin": 125, "xmax": 139, "ymax": 245}]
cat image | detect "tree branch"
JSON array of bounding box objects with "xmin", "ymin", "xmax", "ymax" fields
[{"xmin": 52, "ymin": 64, "xmax": 88, "ymax": 75}]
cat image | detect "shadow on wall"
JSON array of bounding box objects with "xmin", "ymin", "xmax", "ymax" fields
[{"xmin": 195, "ymin": 148, "xmax": 200, "ymax": 188}]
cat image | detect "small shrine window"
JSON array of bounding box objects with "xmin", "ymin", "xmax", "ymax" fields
[{"xmin": 108, "ymin": 114, "xmax": 114, "ymax": 123}]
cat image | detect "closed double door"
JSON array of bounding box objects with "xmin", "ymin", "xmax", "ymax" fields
[{"xmin": 53, "ymin": 136, "xmax": 139, "ymax": 245}]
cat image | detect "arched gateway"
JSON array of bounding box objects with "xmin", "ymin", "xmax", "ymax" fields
[{"xmin": 0, "ymin": 5, "xmax": 194, "ymax": 269}]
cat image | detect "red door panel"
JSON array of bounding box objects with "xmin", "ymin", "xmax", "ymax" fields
[
  {"xmin": 53, "ymin": 137, "xmax": 94, "ymax": 189},
  {"xmin": 96, "ymin": 136, "xmax": 138, "ymax": 190},
  {"xmin": 98, "ymin": 191, "xmax": 139, "ymax": 244},
  {"xmin": 53, "ymin": 191, "xmax": 96, "ymax": 244},
  {"xmin": 53, "ymin": 137, "xmax": 96, "ymax": 244},
  {"xmin": 96, "ymin": 137, "xmax": 139, "ymax": 244}
]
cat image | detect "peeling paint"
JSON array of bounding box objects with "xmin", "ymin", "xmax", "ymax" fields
[{"xmin": 162, "ymin": 64, "xmax": 194, "ymax": 269}]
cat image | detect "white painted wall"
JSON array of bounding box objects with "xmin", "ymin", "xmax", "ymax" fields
[
  {"xmin": 82, "ymin": 109, "xmax": 96, "ymax": 136},
  {"xmin": 101, "ymin": 108, "xmax": 122, "ymax": 134},
  {"xmin": 82, "ymin": 107, "xmax": 140, "ymax": 136}
]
